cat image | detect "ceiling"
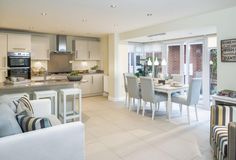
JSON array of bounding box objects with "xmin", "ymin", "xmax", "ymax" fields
[
  {"xmin": 0, "ymin": 0, "xmax": 236, "ymax": 37},
  {"xmin": 127, "ymin": 27, "xmax": 217, "ymax": 43}
]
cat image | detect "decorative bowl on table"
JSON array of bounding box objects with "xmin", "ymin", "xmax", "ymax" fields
[
  {"xmin": 67, "ymin": 71, "xmax": 83, "ymax": 81},
  {"xmin": 67, "ymin": 75, "xmax": 83, "ymax": 81}
]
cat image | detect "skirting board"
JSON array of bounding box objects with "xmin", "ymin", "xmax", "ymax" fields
[{"xmin": 108, "ymin": 96, "xmax": 125, "ymax": 102}]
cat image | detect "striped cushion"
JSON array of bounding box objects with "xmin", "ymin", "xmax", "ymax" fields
[
  {"xmin": 16, "ymin": 111, "xmax": 52, "ymax": 132},
  {"xmin": 212, "ymin": 125, "xmax": 228, "ymax": 160},
  {"xmin": 16, "ymin": 95, "xmax": 34, "ymax": 116}
]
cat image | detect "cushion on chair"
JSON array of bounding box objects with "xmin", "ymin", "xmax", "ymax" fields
[
  {"xmin": 171, "ymin": 94, "xmax": 188, "ymax": 105},
  {"xmin": 16, "ymin": 111, "xmax": 52, "ymax": 132},
  {"xmin": 0, "ymin": 103, "xmax": 22, "ymax": 137}
]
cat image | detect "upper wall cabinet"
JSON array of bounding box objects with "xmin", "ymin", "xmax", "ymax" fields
[
  {"xmin": 31, "ymin": 36, "xmax": 50, "ymax": 60},
  {"xmin": 0, "ymin": 34, "xmax": 7, "ymax": 70},
  {"xmin": 7, "ymin": 34, "xmax": 31, "ymax": 52},
  {"xmin": 73, "ymin": 40, "xmax": 100, "ymax": 60}
]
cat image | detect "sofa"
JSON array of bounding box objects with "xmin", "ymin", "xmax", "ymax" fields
[
  {"xmin": 210, "ymin": 105, "xmax": 236, "ymax": 160},
  {"xmin": 0, "ymin": 98, "xmax": 85, "ymax": 160}
]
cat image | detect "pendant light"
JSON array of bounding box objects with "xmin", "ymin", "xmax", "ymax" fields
[
  {"xmin": 154, "ymin": 57, "xmax": 159, "ymax": 66},
  {"xmin": 161, "ymin": 58, "xmax": 167, "ymax": 66},
  {"xmin": 147, "ymin": 58, "xmax": 152, "ymax": 66}
]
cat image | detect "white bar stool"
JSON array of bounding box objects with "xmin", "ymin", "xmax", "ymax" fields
[
  {"xmin": 59, "ymin": 88, "xmax": 82, "ymax": 124},
  {"xmin": 34, "ymin": 90, "xmax": 58, "ymax": 117}
]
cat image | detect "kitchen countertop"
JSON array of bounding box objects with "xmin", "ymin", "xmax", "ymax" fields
[{"xmin": 0, "ymin": 79, "xmax": 88, "ymax": 90}]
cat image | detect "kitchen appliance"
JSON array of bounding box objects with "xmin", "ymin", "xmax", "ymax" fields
[
  {"xmin": 47, "ymin": 52, "xmax": 72, "ymax": 74},
  {"xmin": 54, "ymin": 35, "xmax": 71, "ymax": 53},
  {"xmin": 7, "ymin": 52, "xmax": 31, "ymax": 79}
]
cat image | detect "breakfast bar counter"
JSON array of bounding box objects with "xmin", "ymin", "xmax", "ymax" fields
[{"xmin": 0, "ymin": 79, "xmax": 88, "ymax": 95}]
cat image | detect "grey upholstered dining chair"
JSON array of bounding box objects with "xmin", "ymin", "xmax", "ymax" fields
[
  {"xmin": 140, "ymin": 77, "xmax": 167, "ymax": 120},
  {"xmin": 123, "ymin": 73, "xmax": 133, "ymax": 107},
  {"xmin": 171, "ymin": 78, "xmax": 202, "ymax": 124},
  {"xmin": 126, "ymin": 75, "xmax": 142, "ymax": 114}
]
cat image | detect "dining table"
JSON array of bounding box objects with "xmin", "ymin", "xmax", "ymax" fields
[{"xmin": 154, "ymin": 83, "xmax": 188, "ymax": 120}]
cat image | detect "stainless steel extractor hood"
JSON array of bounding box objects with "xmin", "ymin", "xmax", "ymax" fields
[{"xmin": 54, "ymin": 35, "xmax": 71, "ymax": 53}]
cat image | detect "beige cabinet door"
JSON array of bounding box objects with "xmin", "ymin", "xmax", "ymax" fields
[
  {"xmin": 0, "ymin": 34, "xmax": 7, "ymax": 69},
  {"xmin": 31, "ymin": 36, "xmax": 50, "ymax": 60},
  {"xmin": 8, "ymin": 34, "xmax": 31, "ymax": 52},
  {"xmin": 0, "ymin": 70, "xmax": 7, "ymax": 83},
  {"xmin": 88, "ymin": 41, "xmax": 100, "ymax": 60},
  {"xmin": 75, "ymin": 40, "xmax": 89, "ymax": 60},
  {"xmin": 91, "ymin": 74, "xmax": 103, "ymax": 93},
  {"xmin": 79, "ymin": 75, "xmax": 92, "ymax": 95}
]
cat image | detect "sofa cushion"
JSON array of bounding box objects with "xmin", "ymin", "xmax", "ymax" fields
[
  {"xmin": 45, "ymin": 115, "xmax": 61, "ymax": 126},
  {"xmin": 16, "ymin": 96, "xmax": 34, "ymax": 116},
  {"xmin": 0, "ymin": 103, "xmax": 22, "ymax": 138},
  {"xmin": 16, "ymin": 111, "xmax": 52, "ymax": 132}
]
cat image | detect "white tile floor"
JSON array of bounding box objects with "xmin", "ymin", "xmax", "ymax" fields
[{"xmin": 82, "ymin": 96, "xmax": 214, "ymax": 160}]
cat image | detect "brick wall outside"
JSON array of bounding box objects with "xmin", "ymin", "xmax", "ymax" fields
[
  {"xmin": 190, "ymin": 44, "xmax": 202, "ymax": 75},
  {"xmin": 168, "ymin": 44, "xmax": 202, "ymax": 76},
  {"xmin": 168, "ymin": 46, "xmax": 180, "ymax": 74}
]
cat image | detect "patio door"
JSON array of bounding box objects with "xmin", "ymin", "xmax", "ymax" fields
[{"xmin": 185, "ymin": 39, "xmax": 210, "ymax": 108}]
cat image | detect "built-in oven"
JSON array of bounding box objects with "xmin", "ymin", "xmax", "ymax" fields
[
  {"xmin": 7, "ymin": 52, "xmax": 31, "ymax": 68},
  {"xmin": 7, "ymin": 52, "xmax": 31, "ymax": 79},
  {"xmin": 7, "ymin": 67, "xmax": 31, "ymax": 79}
]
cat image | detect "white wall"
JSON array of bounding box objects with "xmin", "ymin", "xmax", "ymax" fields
[
  {"xmin": 120, "ymin": 6, "xmax": 236, "ymax": 91},
  {"xmin": 108, "ymin": 33, "xmax": 129, "ymax": 101}
]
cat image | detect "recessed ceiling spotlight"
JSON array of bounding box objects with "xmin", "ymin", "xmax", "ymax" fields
[
  {"xmin": 147, "ymin": 13, "xmax": 152, "ymax": 17},
  {"xmin": 41, "ymin": 12, "xmax": 47, "ymax": 16},
  {"xmin": 110, "ymin": 4, "xmax": 118, "ymax": 8},
  {"xmin": 28, "ymin": 26, "xmax": 34, "ymax": 30},
  {"xmin": 82, "ymin": 18, "xmax": 87, "ymax": 22}
]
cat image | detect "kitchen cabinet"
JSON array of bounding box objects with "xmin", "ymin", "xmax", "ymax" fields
[
  {"xmin": 0, "ymin": 70, "xmax": 7, "ymax": 83},
  {"xmin": 31, "ymin": 36, "xmax": 50, "ymax": 60},
  {"xmin": 88, "ymin": 41, "xmax": 100, "ymax": 60},
  {"xmin": 74, "ymin": 40, "xmax": 100, "ymax": 60},
  {"xmin": 0, "ymin": 34, "xmax": 7, "ymax": 70},
  {"xmin": 8, "ymin": 34, "xmax": 31, "ymax": 52},
  {"xmin": 78, "ymin": 74, "xmax": 103, "ymax": 96}
]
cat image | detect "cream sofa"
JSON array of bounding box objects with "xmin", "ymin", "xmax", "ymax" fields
[{"xmin": 0, "ymin": 99, "xmax": 85, "ymax": 160}]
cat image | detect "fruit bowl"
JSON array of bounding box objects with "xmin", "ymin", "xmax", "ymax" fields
[{"xmin": 67, "ymin": 75, "xmax": 83, "ymax": 81}]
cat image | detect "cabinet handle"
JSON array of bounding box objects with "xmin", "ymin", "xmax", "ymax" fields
[
  {"xmin": 75, "ymin": 50, "xmax": 78, "ymax": 59},
  {"xmin": 47, "ymin": 49, "xmax": 50, "ymax": 59},
  {"xmin": 13, "ymin": 48, "xmax": 26, "ymax": 51}
]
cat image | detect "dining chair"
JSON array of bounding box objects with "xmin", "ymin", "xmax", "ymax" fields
[
  {"xmin": 126, "ymin": 75, "xmax": 142, "ymax": 114},
  {"xmin": 140, "ymin": 77, "xmax": 167, "ymax": 120},
  {"xmin": 123, "ymin": 73, "xmax": 133, "ymax": 107},
  {"xmin": 171, "ymin": 78, "xmax": 202, "ymax": 124}
]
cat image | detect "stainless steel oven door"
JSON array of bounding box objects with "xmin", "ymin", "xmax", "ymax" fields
[
  {"xmin": 7, "ymin": 67, "xmax": 31, "ymax": 79},
  {"xmin": 7, "ymin": 52, "xmax": 31, "ymax": 68}
]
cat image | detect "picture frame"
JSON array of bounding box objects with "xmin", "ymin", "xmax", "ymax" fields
[{"xmin": 221, "ymin": 39, "xmax": 236, "ymax": 62}]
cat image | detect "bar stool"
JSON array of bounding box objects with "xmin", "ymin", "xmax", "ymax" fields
[
  {"xmin": 34, "ymin": 90, "xmax": 58, "ymax": 117},
  {"xmin": 59, "ymin": 88, "xmax": 82, "ymax": 124}
]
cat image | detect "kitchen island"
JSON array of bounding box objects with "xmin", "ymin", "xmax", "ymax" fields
[{"xmin": 0, "ymin": 79, "xmax": 88, "ymax": 96}]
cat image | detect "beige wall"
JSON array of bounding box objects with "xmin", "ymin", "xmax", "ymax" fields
[
  {"xmin": 120, "ymin": 6, "xmax": 236, "ymax": 91},
  {"xmin": 100, "ymin": 35, "xmax": 109, "ymax": 75}
]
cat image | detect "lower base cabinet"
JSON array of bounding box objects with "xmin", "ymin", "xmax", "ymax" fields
[{"xmin": 78, "ymin": 74, "xmax": 103, "ymax": 96}]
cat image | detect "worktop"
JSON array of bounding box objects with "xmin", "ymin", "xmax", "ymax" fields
[{"xmin": 0, "ymin": 79, "xmax": 87, "ymax": 90}]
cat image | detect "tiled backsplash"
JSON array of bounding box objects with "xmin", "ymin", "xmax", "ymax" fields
[
  {"xmin": 72, "ymin": 61, "xmax": 99, "ymax": 71},
  {"xmin": 31, "ymin": 60, "xmax": 100, "ymax": 71}
]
